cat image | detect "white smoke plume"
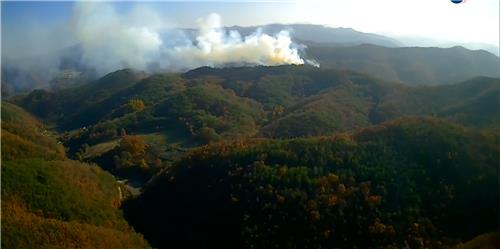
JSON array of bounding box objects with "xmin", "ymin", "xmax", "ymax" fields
[
  {"xmin": 70, "ymin": 2, "xmax": 308, "ymax": 73},
  {"xmin": 71, "ymin": 2, "xmax": 164, "ymax": 74},
  {"xmin": 164, "ymin": 13, "xmax": 304, "ymax": 69},
  {"xmin": 2, "ymin": 2, "xmax": 316, "ymax": 94}
]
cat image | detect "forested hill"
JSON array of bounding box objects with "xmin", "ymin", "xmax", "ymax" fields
[
  {"xmin": 4, "ymin": 64, "xmax": 499, "ymax": 248},
  {"xmin": 125, "ymin": 117, "xmax": 499, "ymax": 249},
  {"xmin": 1, "ymin": 101, "xmax": 151, "ymax": 248},
  {"xmin": 304, "ymin": 44, "xmax": 500, "ymax": 86},
  {"xmin": 10, "ymin": 66, "xmax": 499, "ymax": 180},
  {"xmin": 185, "ymin": 66, "xmax": 500, "ymax": 137},
  {"xmin": 16, "ymin": 66, "xmax": 500, "ymax": 140}
]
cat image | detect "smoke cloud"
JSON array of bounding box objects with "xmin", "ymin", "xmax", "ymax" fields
[
  {"xmin": 71, "ymin": 3, "xmax": 163, "ymax": 74},
  {"xmin": 71, "ymin": 2, "xmax": 308, "ymax": 73},
  {"xmin": 2, "ymin": 2, "xmax": 315, "ymax": 94},
  {"xmin": 164, "ymin": 13, "xmax": 304, "ymax": 69}
]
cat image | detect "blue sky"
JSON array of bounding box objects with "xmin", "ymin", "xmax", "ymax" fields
[
  {"xmin": 2, "ymin": 1, "xmax": 73, "ymax": 25},
  {"xmin": 2, "ymin": 1, "xmax": 298, "ymax": 28}
]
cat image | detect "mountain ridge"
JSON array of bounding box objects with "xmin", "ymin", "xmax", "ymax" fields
[{"xmin": 3, "ymin": 24, "xmax": 499, "ymax": 96}]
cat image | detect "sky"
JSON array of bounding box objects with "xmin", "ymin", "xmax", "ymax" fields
[{"xmin": 1, "ymin": 0, "xmax": 499, "ymax": 60}]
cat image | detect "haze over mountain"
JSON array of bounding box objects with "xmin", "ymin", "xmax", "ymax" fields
[
  {"xmin": 221, "ymin": 24, "xmax": 403, "ymax": 47},
  {"xmin": 394, "ymin": 35, "xmax": 500, "ymax": 56},
  {"xmin": 3, "ymin": 22, "xmax": 499, "ymax": 96},
  {"xmin": 2, "ymin": 1, "xmax": 499, "ymax": 95},
  {"xmin": 304, "ymin": 43, "xmax": 500, "ymax": 85}
]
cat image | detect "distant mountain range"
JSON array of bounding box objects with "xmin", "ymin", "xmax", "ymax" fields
[
  {"xmin": 226, "ymin": 24, "xmax": 404, "ymax": 47},
  {"xmin": 304, "ymin": 43, "xmax": 500, "ymax": 85},
  {"xmin": 2, "ymin": 24, "xmax": 499, "ymax": 96}
]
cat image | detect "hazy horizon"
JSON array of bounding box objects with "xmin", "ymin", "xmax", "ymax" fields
[{"xmin": 2, "ymin": 0, "xmax": 499, "ymax": 61}]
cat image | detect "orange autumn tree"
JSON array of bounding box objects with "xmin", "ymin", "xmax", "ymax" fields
[
  {"xmin": 128, "ymin": 99, "xmax": 145, "ymax": 112},
  {"xmin": 114, "ymin": 135, "xmax": 148, "ymax": 169}
]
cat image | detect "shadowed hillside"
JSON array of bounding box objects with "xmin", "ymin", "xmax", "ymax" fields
[{"xmin": 124, "ymin": 117, "xmax": 499, "ymax": 249}]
